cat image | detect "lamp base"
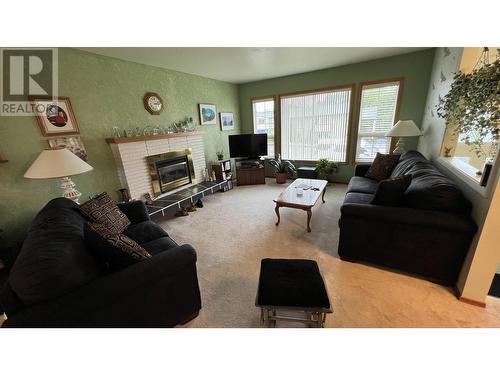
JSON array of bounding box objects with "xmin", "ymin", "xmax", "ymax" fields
[
  {"xmin": 60, "ymin": 176, "xmax": 82, "ymax": 204},
  {"xmin": 393, "ymin": 138, "xmax": 406, "ymax": 154}
]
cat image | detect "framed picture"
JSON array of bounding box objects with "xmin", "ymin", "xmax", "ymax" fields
[
  {"xmin": 198, "ymin": 103, "xmax": 217, "ymax": 125},
  {"xmin": 30, "ymin": 96, "xmax": 80, "ymax": 136},
  {"xmin": 48, "ymin": 136, "xmax": 88, "ymax": 161},
  {"xmin": 219, "ymin": 112, "xmax": 235, "ymax": 131}
]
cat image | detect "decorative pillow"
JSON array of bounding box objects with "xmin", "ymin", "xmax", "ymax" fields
[
  {"xmin": 365, "ymin": 153, "xmax": 401, "ymax": 181},
  {"xmin": 80, "ymin": 192, "xmax": 130, "ymax": 234},
  {"xmin": 84, "ymin": 222, "xmax": 152, "ymax": 269},
  {"xmin": 371, "ymin": 174, "xmax": 412, "ymax": 207}
]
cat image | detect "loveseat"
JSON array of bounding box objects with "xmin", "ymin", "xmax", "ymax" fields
[
  {"xmin": 0, "ymin": 197, "xmax": 201, "ymax": 327},
  {"xmin": 338, "ymin": 151, "xmax": 477, "ymax": 286}
]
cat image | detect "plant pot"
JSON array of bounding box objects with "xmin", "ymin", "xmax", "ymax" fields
[{"xmin": 275, "ymin": 172, "xmax": 288, "ymax": 184}]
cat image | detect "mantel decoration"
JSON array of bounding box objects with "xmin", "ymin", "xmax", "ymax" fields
[
  {"xmin": 437, "ymin": 47, "xmax": 500, "ymax": 158},
  {"xmin": 198, "ymin": 103, "xmax": 217, "ymax": 125},
  {"xmin": 143, "ymin": 92, "xmax": 164, "ymax": 115},
  {"xmin": 30, "ymin": 96, "xmax": 80, "ymax": 136}
]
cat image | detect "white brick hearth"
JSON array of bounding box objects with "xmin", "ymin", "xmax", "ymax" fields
[{"xmin": 107, "ymin": 132, "xmax": 207, "ymax": 200}]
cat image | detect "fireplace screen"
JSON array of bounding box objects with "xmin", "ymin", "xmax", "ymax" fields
[{"xmin": 146, "ymin": 149, "xmax": 195, "ymax": 197}]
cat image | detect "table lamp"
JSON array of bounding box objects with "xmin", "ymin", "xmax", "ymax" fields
[
  {"xmin": 24, "ymin": 148, "xmax": 93, "ymax": 204},
  {"xmin": 385, "ymin": 120, "xmax": 423, "ymax": 154}
]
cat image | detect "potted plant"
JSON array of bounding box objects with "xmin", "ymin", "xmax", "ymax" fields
[
  {"xmin": 216, "ymin": 150, "xmax": 224, "ymax": 161},
  {"xmin": 269, "ymin": 154, "xmax": 297, "ymax": 184},
  {"xmin": 315, "ymin": 158, "xmax": 338, "ymax": 181},
  {"xmin": 437, "ymin": 48, "xmax": 499, "ymax": 159}
]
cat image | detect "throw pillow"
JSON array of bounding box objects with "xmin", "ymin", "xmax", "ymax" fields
[
  {"xmin": 80, "ymin": 192, "xmax": 130, "ymax": 234},
  {"xmin": 84, "ymin": 222, "xmax": 152, "ymax": 269},
  {"xmin": 371, "ymin": 174, "xmax": 412, "ymax": 206},
  {"xmin": 365, "ymin": 153, "xmax": 401, "ymax": 181}
]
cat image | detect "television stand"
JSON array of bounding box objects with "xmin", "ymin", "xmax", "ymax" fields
[{"xmin": 236, "ymin": 160, "xmax": 265, "ymax": 186}]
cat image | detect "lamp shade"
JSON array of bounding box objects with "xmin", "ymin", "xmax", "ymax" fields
[
  {"xmin": 385, "ymin": 120, "xmax": 422, "ymax": 137},
  {"xmin": 24, "ymin": 148, "xmax": 93, "ymax": 179}
]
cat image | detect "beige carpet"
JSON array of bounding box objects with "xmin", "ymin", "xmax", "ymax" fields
[{"xmin": 156, "ymin": 179, "xmax": 500, "ymax": 328}]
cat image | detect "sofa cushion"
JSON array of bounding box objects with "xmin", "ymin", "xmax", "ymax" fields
[
  {"xmin": 9, "ymin": 198, "xmax": 103, "ymax": 306},
  {"xmin": 84, "ymin": 223, "xmax": 152, "ymax": 269},
  {"xmin": 343, "ymin": 192, "xmax": 375, "ymax": 205},
  {"xmin": 365, "ymin": 153, "xmax": 401, "ymax": 181},
  {"xmin": 391, "ymin": 150, "xmax": 428, "ymax": 178},
  {"xmin": 371, "ymin": 174, "xmax": 412, "ymax": 206},
  {"xmin": 123, "ymin": 221, "xmax": 168, "ymax": 245},
  {"xmin": 80, "ymin": 192, "xmax": 130, "ymax": 234},
  {"xmin": 346, "ymin": 176, "xmax": 379, "ymax": 194},
  {"xmin": 402, "ymin": 161, "xmax": 471, "ymax": 213},
  {"xmin": 141, "ymin": 237, "xmax": 179, "ymax": 256}
]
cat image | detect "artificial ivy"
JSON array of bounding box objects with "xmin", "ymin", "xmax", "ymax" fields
[{"xmin": 437, "ymin": 50, "xmax": 500, "ymax": 158}]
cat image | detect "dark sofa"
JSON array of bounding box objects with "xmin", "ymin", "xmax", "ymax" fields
[
  {"xmin": 0, "ymin": 198, "xmax": 201, "ymax": 327},
  {"xmin": 338, "ymin": 150, "xmax": 477, "ymax": 286}
]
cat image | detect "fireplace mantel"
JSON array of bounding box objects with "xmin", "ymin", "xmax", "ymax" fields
[
  {"xmin": 107, "ymin": 131, "xmax": 207, "ymax": 200},
  {"xmin": 105, "ymin": 131, "xmax": 204, "ymax": 144}
]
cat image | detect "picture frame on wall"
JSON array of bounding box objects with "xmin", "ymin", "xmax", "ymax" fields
[
  {"xmin": 219, "ymin": 112, "xmax": 235, "ymax": 131},
  {"xmin": 198, "ymin": 103, "xmax": 217, "ymax": 125},
  {"xmin": 47, "ymin": 136, "xmax": 88, "ymax": 161},
  {"xmin": 30, "ymin": 96, "xmax": 80, "ymax": 136}
]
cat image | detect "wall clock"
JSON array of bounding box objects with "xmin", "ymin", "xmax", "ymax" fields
[{"xmin": 143, "ymin": 92, "xmax": 164, "ymax": 115}]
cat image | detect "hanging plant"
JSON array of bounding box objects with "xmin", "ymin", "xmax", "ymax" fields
[{"xmin": 436, "ymin": 48, "xmax": 500, "ymax": 158}]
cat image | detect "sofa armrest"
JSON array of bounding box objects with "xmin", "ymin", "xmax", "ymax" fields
[
  {"xmin": 2, "ymin": 244, "xmax": 200, "ymax": 327},
  {"xmin": 340, "ymin": 203, "xmax": 477, "ymax": 234},
  {"xmin": 354, "ymin": 164, "xmax": 371, "ymax": 177},
  {"xmin": 117, "ymin": 200, "xmax": 150, "ymax": 224}
]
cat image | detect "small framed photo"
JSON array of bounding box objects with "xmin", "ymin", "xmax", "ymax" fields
[
  {"xmin": 198, "ymin": 103, "xmax": 217, "ymax": 125},
  {"xmin": 219, "ymin": 112, "xmax": 235, "ymax": 131},
  {"xmin": 30, "ymin": 96, "xmax": 80, "ymax": 136},
  {"xmin": 48, "ymin": 136, "xmax": 88, "ymax": 161}
]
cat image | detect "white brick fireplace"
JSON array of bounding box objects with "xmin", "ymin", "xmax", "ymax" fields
[{"xmin": 107, "ymin": 132, "xmax": 207, "ymax": 200}]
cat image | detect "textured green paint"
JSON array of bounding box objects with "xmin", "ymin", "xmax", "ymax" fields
[
  {"xmin": 0, "ymin": 48, "xmax": 240, "ymax": 241},
  {"xmin": 238, "ymin": 49, "xmax": 436, "ymax": 182}
]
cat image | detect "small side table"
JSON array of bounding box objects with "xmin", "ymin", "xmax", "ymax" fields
[
  {"xmin": 256, "ymin": 258, "xmax": 332, "ymax": 328},
  {"xmin": 297, "ymin": 166, "xmax": 318, "ymax": 179}
]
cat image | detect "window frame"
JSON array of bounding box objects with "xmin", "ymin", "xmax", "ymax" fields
[
  {"xmin": 353, "ymin": 77, "xmax": 405, "ymax": 163},
  {"xmin": 251, "ymin": 95, "xmax": 277, "ymax": 157},
  {"xmin": 277, "ymin": 84, "xmax": 356, "ymax": 164}
]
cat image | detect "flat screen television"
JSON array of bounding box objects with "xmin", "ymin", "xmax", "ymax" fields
[{"xmin": 228, "ymin": 134, "xmax": 268, "ymax": 159}]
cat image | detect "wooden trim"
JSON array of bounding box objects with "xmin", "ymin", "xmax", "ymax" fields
[
  {"xmin": 351, "ymin": 77, "xmax": 405, "ymax": 163},
  {"xmin": 459, "ymin": 297, "xmax": 486, "ymax": 308},
  {"xmin": 278, "ymin": 84, "xmax": 357, "ymax": 99},
  {"xmin": 105, "ymin": 131, "xmax": 204, "ymax": 144},
  {"xmin": 277, "ymin": 84, "xmax": 356, "ymax": 163}
]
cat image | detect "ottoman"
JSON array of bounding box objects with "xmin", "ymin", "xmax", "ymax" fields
[{"xmin": 256, "ymin": 258, "xmax": 332, "ymax": 327}]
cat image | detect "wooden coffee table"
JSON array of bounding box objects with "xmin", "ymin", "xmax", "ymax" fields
[{"xmin": 274, "ymin": 178, "xmax": 327, "ymax": 232}]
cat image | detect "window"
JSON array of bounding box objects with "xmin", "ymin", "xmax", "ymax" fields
[
  {"xmin": 252, "ymin": 97, "xmax": 275, "ymax": 157},
  {"xmin": 355, "ymin": 79, "xmax": 402, "ymax": 162},
  {"xmin": 280, "ymin": 86, "xmax": 353, "ymax": 162}
]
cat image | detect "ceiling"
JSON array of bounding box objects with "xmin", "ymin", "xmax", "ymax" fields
[{"xmin": 79, "ymin": 47, "xmax": 429, "ymax": 84}]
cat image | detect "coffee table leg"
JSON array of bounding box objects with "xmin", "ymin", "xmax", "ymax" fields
[
  {"xmin": 275, "ymin": 203, "xmax": 281, "ymax": 226},
  {"xmin": 306, "ymin": 208, "xmax": 312, "ymax": 232},
  {"xmin": 322, "ymin": 187, "xmax": 326, "ymax": 203}
]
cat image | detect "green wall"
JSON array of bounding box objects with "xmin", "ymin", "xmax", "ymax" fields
[
  {"xmin": 238, "ymin": 49, "xmax": 435, "ymax": 181},
  {"xmin": 0, "ymin": 48, "xmax": 240, "ymax": 241}
]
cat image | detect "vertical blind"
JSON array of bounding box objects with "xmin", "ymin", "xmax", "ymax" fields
[
  {"xmin": 280, "ymin": 87, "xmax": 352, "ymax": 162},
  {"xmin": 252, "ymin": 98, "xmax": 275, "ymax": 157},
  {"xmin": 355, "ymin": 81, "xmax": 401, "ymax": 162}
]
